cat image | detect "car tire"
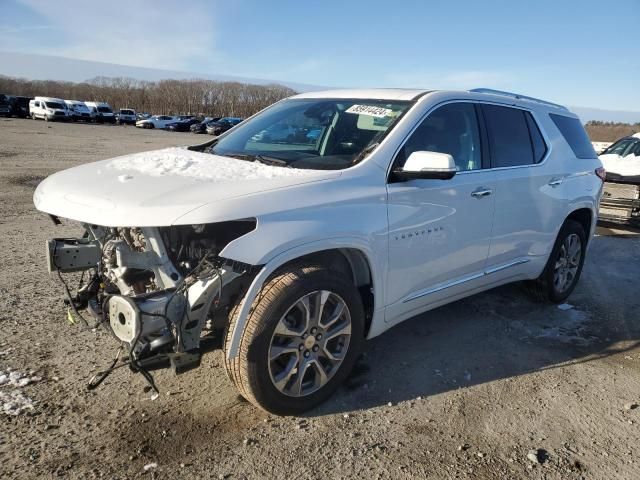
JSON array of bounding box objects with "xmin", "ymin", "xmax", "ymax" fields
[
  {"xmin": 526, "ymin": 219, "xmax": 586, "ymax": 303},
  {"xmin": 223, "ymin": 264, "xmax": 364, "ymax": 415}
]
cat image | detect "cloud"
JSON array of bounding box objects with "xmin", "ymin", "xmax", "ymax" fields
[{"xmin": 5, "ymin": 0, "xmax": 218, "ymax": 70}]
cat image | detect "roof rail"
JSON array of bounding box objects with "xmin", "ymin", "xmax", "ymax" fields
[{"xmin": 469, "ymin": 88, "xmax": 568, "ymax": 111}]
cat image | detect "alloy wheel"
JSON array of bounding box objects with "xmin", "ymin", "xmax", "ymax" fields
[
  {"xmin": 268, "ymin": 290, "xmax": 352, "ymax": 397},
  {"xmin": 553, "ymin": 233, "xmax": 582, "ymax": 293}
]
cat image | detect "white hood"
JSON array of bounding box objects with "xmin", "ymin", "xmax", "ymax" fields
[
  {"xmin": 599, "ymin": 153, "xmax": 640, "ymax": 178},
  {"xmin": 34, "ymin": 147, "xmax": 339, "ymax": 226}
]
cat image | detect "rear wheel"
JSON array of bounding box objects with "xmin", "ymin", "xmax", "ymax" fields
[
  {"xmin": 526, "ymin": 219, "xmax": 586, "ymax": 303},
  {"xmin": 223, "ymin": 264, "xmax": 364, "ymax": 414}
]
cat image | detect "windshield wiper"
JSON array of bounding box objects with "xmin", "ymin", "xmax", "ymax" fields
[
  {"xmin": 225, "ymin": 153, "xmax": 290, "ymax": 167},
  {"xmin": 351, "ymin": 142, "xmax": 379, "ymax": 165}
]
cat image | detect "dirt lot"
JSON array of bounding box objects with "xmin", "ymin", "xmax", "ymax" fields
[{"xmin": 0, "ymin": 118, "xmax": 639, "ymax": 480}]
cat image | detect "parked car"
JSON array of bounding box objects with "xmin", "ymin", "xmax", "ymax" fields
[
  {"xmin": 135, "ymin": 115, "xmax": 178, "ymax": 129},
  {"xmin": 34, "ymin": 88, "xmax": 603, "ymax": 415},
  {"xmin": 166, "ymin": 117, "xmax": 202, "ymax": 132},
  {"xmin": 597, "ymin": 134, "xmax": 640, "ymax": 225},
  {"xmin": 136, "ymin": 112, "xmax": 152, "ymax": 121},
  {"xmin": 190, "ymin": 117, "xmax": 221, "ymax": 134},
  {"xmin": 64, "ymin": 100, "xmax": 93, "ymax": 122},
  {"xmin": 8, "ymin": 95, "xmax": 32, "ymax": 118},
  {"xmin": 117, "ymin": 109, "xmax": 137, "ymax": 125},
  {"xmin": 29, "ymin": 97, "xmax": 71, "ymax": 121},
  {"xmin": 598, "ymin": 134, "xmax": 640, "ymax": 183},
  {"xmin": 85, "ymin": 101, "xmax": 116, "ymax": 124},
  {"xmin": 0, "ymin": 94, "xmax": 12, "ymax": 116},
  {"xmin": 205, "ymin": 117, "xmax": 242, "ymax": 135}
]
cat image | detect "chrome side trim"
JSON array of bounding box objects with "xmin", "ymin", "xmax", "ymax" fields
[
  {"xmin": 484, "ymin": 258, "xmax": 530, "ymax": 275},
  {"xmin": 402, "ymin": 258, "xmax": 530, "ymax": 304},
  {"xmin": 402, "ymin": 272, "xmax": 484, "ymax": 303}
]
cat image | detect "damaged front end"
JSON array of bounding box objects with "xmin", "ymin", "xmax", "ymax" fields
[{"xmin": 46, "ymin": 219, "xmax": 258, "ymax": 389}]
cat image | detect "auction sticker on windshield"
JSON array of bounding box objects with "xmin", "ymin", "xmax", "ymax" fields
[{"xmin": 345, "ymin": 104, "xmax": 393, "ymax": 118}]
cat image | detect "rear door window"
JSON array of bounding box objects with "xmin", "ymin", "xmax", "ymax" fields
[
  {"xmin": 481, "ymin": 104, "xmax": 534, "ymax": 168},
  {"xmin": 549, "ymin": 113, "xmax": 597, "ymax": 159}
]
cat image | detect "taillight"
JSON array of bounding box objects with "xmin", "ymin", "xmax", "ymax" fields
[{"xmin": 595, "ymin": 167, "xmax": 606, "ymax": 182}]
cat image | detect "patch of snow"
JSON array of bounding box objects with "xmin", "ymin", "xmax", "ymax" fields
[
  {"xmin": 0, "ymin": 369, "xmax": 41, "ymax": 387},
  {"xmin": 107, "ymin": 147, "xmax": 320, "ymax": 182},
  {"xmin": 0, "ymin": 390, "xmax": 34, "ymax": 415},
  {"xmin": 557, "ymin": 303, "xmax": 574, "ymax": 311},
  {"xmin": 143, "ymin": 462, "xmax": 158, "ymax": 471}
]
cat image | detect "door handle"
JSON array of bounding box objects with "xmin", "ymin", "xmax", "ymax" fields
[
  {"xmin": 471, "ymin": 187, "xmax": 493, "ymax": 198},
  {"xmin": 548, "ymin": 177, "xmax": 564, "ymax": 187}
]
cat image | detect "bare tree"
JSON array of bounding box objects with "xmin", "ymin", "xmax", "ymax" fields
[{"xmin": 0, "ymin": 74, "xmax": 296, "ymax": 117}]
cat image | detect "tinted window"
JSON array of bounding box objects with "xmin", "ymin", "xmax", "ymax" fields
[
  {"xmin": 482, "ymin": 105, "xmax": 534, "ymax": 167},
  {"xmin": 525, "ymin": 113, "xmax": 547, "ymax": 163},
  {"xmin": 397, "ymin": 102, "xmax": 482, "ymax": 172},
  {"xmin": 549, "ymin": 113, "xmax": 597, "ymax": 159}
]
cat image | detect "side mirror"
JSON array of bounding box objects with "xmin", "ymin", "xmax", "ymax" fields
[{"xmin": 394, "ymin": 151, "xmax": 457, "ymax": 181}]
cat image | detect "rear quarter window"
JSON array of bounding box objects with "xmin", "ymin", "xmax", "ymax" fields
[{"xmin": 549, "ymin": 114, "xmax": 597, "ymax": 159}]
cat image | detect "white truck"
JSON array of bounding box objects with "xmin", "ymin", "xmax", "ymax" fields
[
  {"xmin": 84, "ymin": 101, "xmax": 115, "ymax": 124},
  {"xmin": 34, "ymin": 88, "xmax": 604, "ymax": 414},
  {"xmin": 64, "ymin": 100, "xmax": 93, "ymax": 122}
]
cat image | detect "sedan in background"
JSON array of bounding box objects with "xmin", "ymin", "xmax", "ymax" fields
[
  {"xmin": 205, "ymin": 117, "xmax": 243, "ymax": 136},
  {"xmin": 135, "ymin": 115, "xmax": 178, "ymax": 129},
  {"xmin": 190, "ymin": 117, "xmax": 221, "ymax": 134},
  {"xmin": 166, "ymin": 117, "xmax": 202, "ymax": 132}
]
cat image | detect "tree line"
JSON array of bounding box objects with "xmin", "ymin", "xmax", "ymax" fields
[
  {"xmin": 0, "ymin": 75, "xmax": 297, "ymax": 118},
  {"xmin": 584, "ymin": 120, "xmax": 640, "ymax": 142}
]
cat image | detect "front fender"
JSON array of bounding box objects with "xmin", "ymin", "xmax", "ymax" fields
[{"xmin": 223, "ymin": 236, "xmax": 387, "ymax": 359}]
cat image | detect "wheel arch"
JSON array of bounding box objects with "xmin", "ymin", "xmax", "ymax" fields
[
  {"xmin": 224, "ymin": 240, "xmax": 382, "ymax": 359},
  {"xmin": 566, "ymin": 207, "xmax": 595, "ymax": 244}
]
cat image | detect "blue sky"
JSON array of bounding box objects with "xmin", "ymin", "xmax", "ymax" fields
[{"xmin": 1, "ymin": 0, "xmax": 638, "ymax": 111}]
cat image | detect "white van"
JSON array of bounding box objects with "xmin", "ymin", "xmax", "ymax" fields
[
  {"xmin": 64, "ymin": 100, "xmax": 92, "ymax": 122},
  {"xmin": 29, "ymin": 96, "xmax": 71, "ymax": 122},
  {"xmin": 84, "ymin": 101, "xmax": 115, "ymax": 124}
]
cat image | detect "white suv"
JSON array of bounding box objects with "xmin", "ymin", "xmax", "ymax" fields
[{"xmin": 34, "ymin": 88, "xmax": 604, "ymax": 414}]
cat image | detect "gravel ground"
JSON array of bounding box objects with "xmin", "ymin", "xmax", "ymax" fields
[{"xmin": 0, "ymin": 118, "xmax": 639, "ymax": 479}]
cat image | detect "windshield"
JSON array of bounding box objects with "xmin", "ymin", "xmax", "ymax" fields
[
  {"xmin": 98, "ymin": 106, "xmax": 112, "ymax": 113},
  {"xmin": 603, "ymin": 139, "xmax": 636, "ymax": 156},
  {"xmin": 120, "ymin": 109, "xmax": 134, "ymax": 115},
  {"xmin": 45, "ymin": 102, "xmax": 65, "ymax": 109},
  {"xmin": 208, "ymin": 98, "xmax": 412, "ymax": 170}
]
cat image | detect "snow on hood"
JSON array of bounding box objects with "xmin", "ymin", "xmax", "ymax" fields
[
  {"xmin": 107, "ymin": 147, "xmax": 316, "ymax": 181},
  {"xmin": 34, "ymin": 147, "xmax": 340, "ymax": 226},
  {"xmin": 599, "ymin": 153, "xmax": 640, "ymax": 178}
]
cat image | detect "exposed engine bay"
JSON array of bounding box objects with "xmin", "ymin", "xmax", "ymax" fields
[{"xmin": 46, "ymin": 219, "xmax": 258, "ymax": 391}]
